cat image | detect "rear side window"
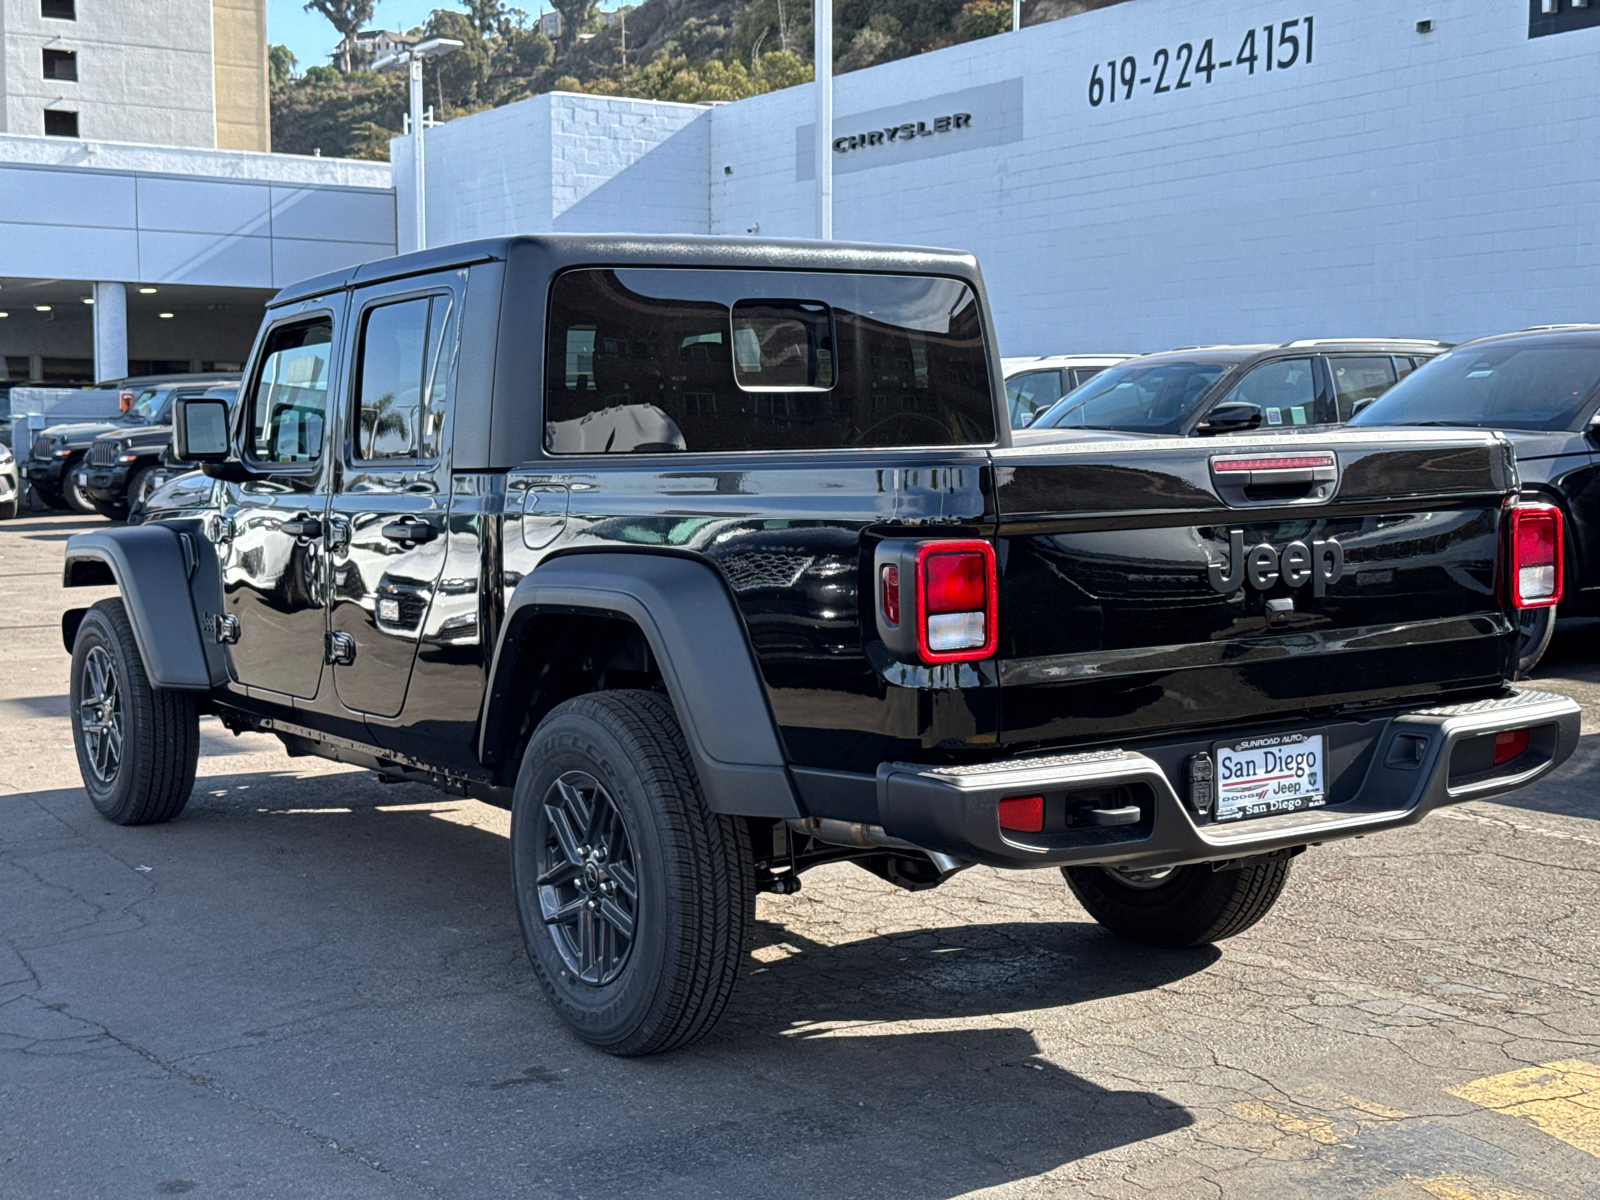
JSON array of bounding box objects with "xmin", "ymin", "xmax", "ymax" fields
[
  {"xmin": 1005, "ymin": 369, "xmax": 1065, "ymax": 428},
  {"xmin": 247, "ymin": 318, "xmax": 332, "ymax": 465},
  {"xmin": 544, "ymin": 268, "xmax": 995, "ymax": 453},
  {"xmin": 1329, "ymin": 356, "xmax": 1398, "ymax": 420},
  {"xmin": 352, "ymin": 294, "xmax": 455, "ymax": 462}
]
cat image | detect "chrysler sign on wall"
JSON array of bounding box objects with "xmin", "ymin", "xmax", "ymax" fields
[{"xmin": 795, "ymin": 78, "xmax": 1024, "ymax": 180}]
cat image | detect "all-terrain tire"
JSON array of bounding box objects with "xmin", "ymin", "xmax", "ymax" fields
[
  {"xmin": 1063, "ymin": 856, "xmax": 1294, "ymax": 949},
  {"xmin": 510, "ymin": 689, "xmax": 753, "ymax": 1056},
  {"xmin": 69, "ymin": 597, "xmax": 200, "ymax": 825}
]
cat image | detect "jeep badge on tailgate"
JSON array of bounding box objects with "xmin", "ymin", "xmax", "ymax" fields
[{"xmin": 1207, "ymin": 530, "xmax": 1345, "ymax": 596}]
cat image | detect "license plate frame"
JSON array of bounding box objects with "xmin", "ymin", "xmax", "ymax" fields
[{"xmin": 1212, "ymin": 731, "xmax": 1327, "ymax": 823}]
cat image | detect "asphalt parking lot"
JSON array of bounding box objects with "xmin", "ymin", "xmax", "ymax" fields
[{"xmin": 3, "ymin": 513, "xmax": 1599, "ymax": 1200}]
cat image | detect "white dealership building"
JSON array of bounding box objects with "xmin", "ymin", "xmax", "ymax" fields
[
  {"xmin": 398, "ymin": 0, "xmax": 1600, "ymax": 354},
  {"xmin": 5, "ymin": 0, "xmax": 1600, "ymax": 385}
]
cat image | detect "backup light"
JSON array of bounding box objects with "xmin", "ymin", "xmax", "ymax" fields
[{"xmin": 1509, "ymin": 504, "xmax": 1563, "ymax": 608}]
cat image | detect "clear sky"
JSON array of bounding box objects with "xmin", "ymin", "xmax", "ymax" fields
[{"xmin": 267, "ymin": 1, "xmax": 629, "ymax": 73}]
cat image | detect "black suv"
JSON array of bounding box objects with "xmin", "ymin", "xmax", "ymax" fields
[
  {"xmin": 79, "ymin": 384, "xmax": 238, "ymax": 520},
  {"xmin": 60, "ymin": 236, "xmax": 1578, "ymax": 1055},
  {"xmin": 24, "ymin": 374, "xmax": 236, "ymax": 513},
  {"xmin": 1020, "ymin": 340, "xmax": 1449, "ymax": 439},
  {"xmin": 1352, "ymin": 325, "xmax": 1600, "ymax": 674}
]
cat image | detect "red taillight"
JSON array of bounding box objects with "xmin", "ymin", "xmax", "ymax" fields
[
  {"xmin": 998, "ymin": 794, "xmax": 1044, "ymax": 833},
  {"xmin": 1510, "ymin": 504, "xmax": 1563, "ymax": 609},
  {"xmin": 880, "ymin": 564, "xmax": 900, "ymax": 626},
  {"xmin": 1493, "ymin": 728, "xmax": 1530, "ymax": 766},
  {"xmin": 913, "ymin": 540, "xmax": 997, "ymax": 663}
]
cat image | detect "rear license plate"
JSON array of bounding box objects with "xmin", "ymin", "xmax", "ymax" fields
[{"xmin": 1213, "ymin": 732, "xmax": 1326, "ymax": 822}]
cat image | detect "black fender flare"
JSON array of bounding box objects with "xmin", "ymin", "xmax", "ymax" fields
[
  {"xmin": 62, "ymin": 526, "xmax": 214, "ymax": 690},
  {"xmin": 480, "ymin": 552, "xmax": 801, "ymax": 819}
]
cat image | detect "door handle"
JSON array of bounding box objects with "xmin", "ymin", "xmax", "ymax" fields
[
  {"xmin": 381, "ymin": 518, "xmax": 437, "ymax": 545},
  {"xmin": 279, "ymin": 517, "xmax": 322, "ymax": 539}
]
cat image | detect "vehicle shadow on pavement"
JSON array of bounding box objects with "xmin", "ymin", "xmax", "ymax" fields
[{"xmin": 6, "ymin": 771, "xmax": 1199, "ymax": 1199}]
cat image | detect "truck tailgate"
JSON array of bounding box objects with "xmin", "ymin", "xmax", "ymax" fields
[{"xmin": 990, "ymin": 430, "xmax": 1518, "ymax": 746}]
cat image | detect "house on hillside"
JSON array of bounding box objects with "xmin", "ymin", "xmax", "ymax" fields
[{"xmin": 337, "ymin": 28, "xmax": 420, "ymax": 71}]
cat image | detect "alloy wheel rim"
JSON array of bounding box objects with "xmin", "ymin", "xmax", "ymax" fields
[
  {"xmin": 536, "ymin": 771, "xmax": 638, "ymax": 986},
  {"xmin": 79, "ymin": 645, "xmax": 123, "ymax": 785}
]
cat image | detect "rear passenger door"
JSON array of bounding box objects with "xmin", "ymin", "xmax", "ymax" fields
[{"xmin": 325, "ymin": 276, "xmax": 460, "ymax": 718}]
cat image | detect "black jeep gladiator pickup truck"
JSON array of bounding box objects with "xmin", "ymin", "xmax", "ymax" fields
[{"xmin": 61, "ymin": 236, "xmax": 1581, "ymax": 1055}]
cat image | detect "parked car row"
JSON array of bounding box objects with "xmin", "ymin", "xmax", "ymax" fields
[
  {"xmin": 16, "ymin": 373, "xmax": 238, "ymax": 519},
  {"xmin": 1013, "ymin": 324, "xmax": 1600, "ymax": 674},
  {"xmin": 1006, "ymin": 340, "xmax": 1448, "ymax": 435}
]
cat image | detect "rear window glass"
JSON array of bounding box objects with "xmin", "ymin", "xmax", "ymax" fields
[
  {"xmin": 1032, "ymin": 360, "xmax": 1234, "ymax": 433},
  {"xmin": 1352, "ymin": 343, "xmax": 1600, "ymax": 431},
  {"xmin": 544, "ymin": 268, "xmax": 995, "ymax": 453}
]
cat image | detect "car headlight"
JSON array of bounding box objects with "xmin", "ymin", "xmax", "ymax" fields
[{"xmin": 0, "ymin": 444, "xmax": 12, "ymax": 464}]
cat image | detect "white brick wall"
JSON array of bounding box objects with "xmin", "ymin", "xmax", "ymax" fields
[{"xmin": 400, "ymin": 0, "xmax": 1600, "ymax": 352}]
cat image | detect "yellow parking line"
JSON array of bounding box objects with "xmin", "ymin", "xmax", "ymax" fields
[
  {"xmin": 1231, "ymin": 1099, "xmax": 1346, "ymax": 1145},
  {"xmin": 1408, "ymin": 1173, "xmax": 1542, "ymax": 1200},
  {"xmin": 1447, "ymin": 1059, "xmax": 1600, "ymax": 1159}
]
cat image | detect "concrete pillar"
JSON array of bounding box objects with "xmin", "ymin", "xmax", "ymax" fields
[{"xmin": 92, "ymin": 281, "xmax": 128, "ymax": 383}]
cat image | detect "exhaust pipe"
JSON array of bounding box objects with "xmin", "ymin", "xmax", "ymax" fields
[{"xmin": 788, "ymin": 816, "xmax": 967, "ymax": 876}]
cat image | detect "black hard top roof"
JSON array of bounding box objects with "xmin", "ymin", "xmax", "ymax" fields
[{"xmin": 269, "ymin": 234, "xmax": 985, "ymax": 308}]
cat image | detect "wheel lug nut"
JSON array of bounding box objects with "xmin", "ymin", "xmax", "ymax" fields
[{"xmin": 594, "ymin": 847, "xmax": 607, "ymax": 861}]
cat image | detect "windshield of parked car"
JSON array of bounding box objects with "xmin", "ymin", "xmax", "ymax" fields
[
  {"xmin": 1030, "ymin": 359, "xmax": 1236, "ymax": 433},
  {"xmin": 123, "ymin": 388, "xmax": 164, "ymax": 422},
  {"xmin": 1351, "ymin": 342, "xmax": 1600, "ymax": 431}
]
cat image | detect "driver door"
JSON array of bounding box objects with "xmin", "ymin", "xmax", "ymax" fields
[{"xmin": 217, "ymin": 308, "xmax": 341, "ymax": 700}]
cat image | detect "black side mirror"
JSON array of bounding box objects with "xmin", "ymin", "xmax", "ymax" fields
[
  {"xmin": 1350, "ymin": 397, "xmax": 1377, "ymax": 418},
  {"xmin": 173, "ymin": 397, "xmax": 231, "ymax": 462},
  {"xmin": 1198, "ymin": 401, "xmax": 1263, "ymax": 434}
]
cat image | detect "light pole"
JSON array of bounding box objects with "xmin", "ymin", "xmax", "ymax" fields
[
  {"xmin": 814, "ymin": 1, "xmax": 832, "ymax": 239},
  {"xmin": 374, "ymin": 37, "xmax": 462, "ymax": 253}
]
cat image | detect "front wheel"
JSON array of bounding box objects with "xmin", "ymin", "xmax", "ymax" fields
[
  {"xmin": 510, "ymin": 690, "xmax": 753, "ymax": 1055},
  {"xmin": 1063, "ymin": 855, "xmax": 1293, "ymax": 948},
  {"xmin": 69, "ymin": 598, "xmax": 199, "ymax": 825},
  {"xmin": 63, "ymin": 466, "xmax": 97, "ymax": 515}
]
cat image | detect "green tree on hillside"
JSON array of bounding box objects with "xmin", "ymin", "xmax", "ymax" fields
[
  {"xmin": 552, "ymin": 0, "xmax": 600, "ymax": 59},
  {"xmin": 304, "ymin": 0, "xmax": 377, "ymax": 71},
  {"xmin": 269, "ymin": 43, "xmax": 299, "ymax": 86}
]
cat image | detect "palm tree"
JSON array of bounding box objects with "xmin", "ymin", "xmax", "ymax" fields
[{"xmin": 361, "ymin": 392, "xmax": 408, "ymax": 458}]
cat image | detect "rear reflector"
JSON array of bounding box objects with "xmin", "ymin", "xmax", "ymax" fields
[
  {"xmin": 880, "ymin": 564, "xmax": 900, "ymax": 626},
  {"xmin": 1493, "ymin": 728, "xmax": 1530, "ymax": 766},
  {"xmin": 1212, "ymin": 453, "xmax": 1336, "ymax": 474},
  {"xmin": 1510, "ymin": 504, "xmax": 1563, "ymax": 609},
  {"xmin": 998, "ymin": 795, "xmax": 1045, "ymax": 833}
]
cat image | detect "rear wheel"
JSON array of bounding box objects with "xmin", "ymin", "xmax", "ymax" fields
[
  {"xmin": 1515, "ymin": 606, "xmax": 1556, "ymax": 679},
  {"xmin": 1063, "ymin": 855, "xmax": 1293, "ymax": 948},
  {"xmin": 510, "ymin": 690, "xmax": 753, "ymax": 1055},
  {"xmin": 69, "ymin": 598, "xmax": 199, "ymax": 825}
]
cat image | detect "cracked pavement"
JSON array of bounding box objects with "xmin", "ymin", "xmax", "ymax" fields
[{"xmin": 3, "ymin": 513, "xmax": 1599, "ymax": 1199}]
